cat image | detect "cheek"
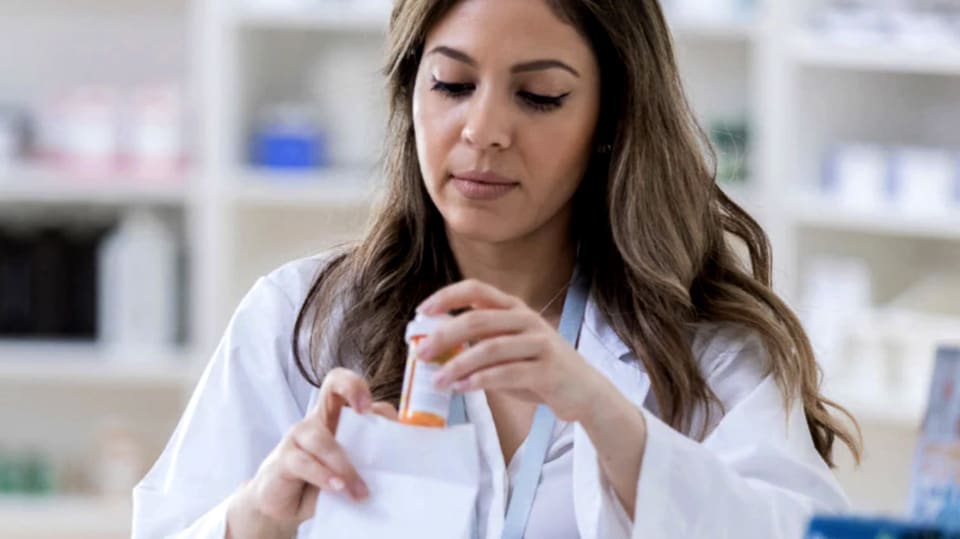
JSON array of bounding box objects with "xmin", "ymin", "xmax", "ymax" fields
[
  {"xmin": 413, "ymin": 91, "xmax": 462, "ymax": 187},
  {"xmin": 526, "ymin": 112, "xmax": 595, "ymax": 193}
]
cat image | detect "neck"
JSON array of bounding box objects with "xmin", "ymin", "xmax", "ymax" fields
[{"xmin": 446, "ymin": 216, "xmax": 576, "ymax": 316}]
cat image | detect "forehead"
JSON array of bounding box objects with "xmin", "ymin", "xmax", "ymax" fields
[{"xmin": 423, "ymin": 0, "xmax": 596, "ymax": 68}]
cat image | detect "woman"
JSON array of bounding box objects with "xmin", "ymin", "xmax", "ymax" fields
[{"xmin": 133, "ymin": 0, "xmax": 862, "ymax": 537}]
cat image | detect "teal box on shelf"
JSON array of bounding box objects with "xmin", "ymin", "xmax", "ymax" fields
[{"xmin": 806, "ymin": 515, "xmax": 959, "ymax": 538}]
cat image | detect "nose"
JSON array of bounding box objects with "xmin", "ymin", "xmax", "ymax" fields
[{"xmin": 460, "ymin": 87, "xmax": 512, "ymax": 151}]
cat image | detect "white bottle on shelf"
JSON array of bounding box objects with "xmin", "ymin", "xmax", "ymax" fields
[
  {"xmin": 126, "ymin": 84, "xmax": 186, "ymax": 180},
  {"xmin": 97, "ymin": 209, "xmax": 178, "ymax": 357},
  {"xmin": 892, "ymin": 146, "xmax": 956, "ymax": 216},
  {"xmin": 830, "ymin": 143, "xmax": 890, "ymax": 213},
  {"xmin": 95, "ymin": 419, "xmax": 144, "ymax": 500}
]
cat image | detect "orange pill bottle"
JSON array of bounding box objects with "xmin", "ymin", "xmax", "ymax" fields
[{"xmin": 399, "ymin": 314, "xmax": 466, "ymax": 428}]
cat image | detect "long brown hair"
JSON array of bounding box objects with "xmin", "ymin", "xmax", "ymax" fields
[{"xmin": 293, "ymin": 0, "xmax": 861, "ymax": 466}]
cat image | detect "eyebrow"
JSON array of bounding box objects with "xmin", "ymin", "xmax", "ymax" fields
[{"xmin": 426, "ymin": 46, "xmax": 581, "ymax": 78}]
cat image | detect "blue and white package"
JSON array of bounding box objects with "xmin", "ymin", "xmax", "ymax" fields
[
  {"xmin": 250, "ymin": 104, "xmax": 329, "ymax": 170},
  {"xmin": 910, "ymin": 346, "xmax": 960, "ymax": 529}
]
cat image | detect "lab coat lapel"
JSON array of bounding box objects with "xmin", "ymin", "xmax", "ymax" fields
[{"xmin": 573, "ymin": 297, "xmax": 650, "ymax": 539}]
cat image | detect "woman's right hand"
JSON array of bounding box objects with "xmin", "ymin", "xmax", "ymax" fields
[{"xmin": 226, "ymin": 368, "xmax": 398, "ymax": 538}]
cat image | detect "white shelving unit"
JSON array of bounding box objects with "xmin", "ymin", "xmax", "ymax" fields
[
  {"xmin": 0, "ymin": 341, "xmax": 197, "ymax": 388},
  {"xmin": 791, "ymin": 32, "xmax": 960, "ymax": 76},
  {"xmin": 773, "ymin": 5, "xmax": 960, "ymax": 454},
  {"xmin": 4, "ymin": 0, "xmax": 959, "ymax": 533},
  {"xmin": 233, "ymin": 168, "xmax": 378, "ymax": 208},
  {"xmin": 235, "ymin": 4, "xmax": 389, "ymax": 32},
  {"xmin": 791, "ymin": 194, "xmax": 960, "ymax": 242},
  {"xmin": 0, "ymin": 496, "xmax": 131, "ymax": 538},
  {"xmin": 826, "ymin": 380, "xmax": 929, "ymax": 428},
  {"xmin": 0, "ymin": 165, "xmax": 190, "ymax": 207},
  {"xmin": 660, "ymin": 4, "xmax": 955, "ymax": 514},
  {"xmin": 0, "ymin": 1, "xmax": 204, "ymax": 537}
]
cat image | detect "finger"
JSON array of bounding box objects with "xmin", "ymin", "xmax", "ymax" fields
[
  {"xmin": 281, "ymin": 448, "xmax": 344, "ymax": 495},
  {"xmin": 371, "ymin": 401, "xmax": 399, "ymax": 421},
  {"xmin": 292, "ymin": 426, "xmax": 369, "ymax": 500},
  {"xmin": 452, "ymin": 361, "xmax": 539, "ymax": 393},
  {"xmin": 433, "ymin": 334, "xmax": 544, "ymax": 389},
  {"xmin": 417, "ymin": 279, "xmax": 519, "ymax": 315},
  {"xmin": 315, "ymin": 368, "xmax": 373, "ymax": 431},
  {"xmin": 326, "ymin": 368, "xmax": 373, "ymax": 413},
  {"xmin": 418, "ymin": 309, "xmax": 532, "ymax": 362}
]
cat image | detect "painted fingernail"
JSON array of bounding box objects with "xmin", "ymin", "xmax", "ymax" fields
[{"xmin": 328, "ymin": 477, "xmax": 346, "ymax": 492}]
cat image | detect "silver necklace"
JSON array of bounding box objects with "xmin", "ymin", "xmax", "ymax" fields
[{"xmin": 537, "ymin": 282, "xmax": 569, "ymax": 316}]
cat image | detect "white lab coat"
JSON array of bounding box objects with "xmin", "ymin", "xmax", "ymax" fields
[{"xmin": 132, "ymin": 253, "xmax": 850, "ymax": 539}]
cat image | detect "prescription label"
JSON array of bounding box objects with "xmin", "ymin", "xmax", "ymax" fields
[{"xmin": 399, "ymin": 336, "xmax": 461, "ymax": 428}]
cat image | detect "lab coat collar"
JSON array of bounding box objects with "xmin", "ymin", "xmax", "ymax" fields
[{"xmin": 583, "ymin": 293, "xmax": 634, "ymax": 364}]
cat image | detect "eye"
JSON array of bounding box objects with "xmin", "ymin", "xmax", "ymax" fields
[
  {"xmin": 518, "ymin": 91, "xmax": 569, "ymax": 113},
  {"xmin": 431, "ymin": 78, "xmax": 475, "ymax": 99},
  {"xmin": 430, "ymin": 77, "xmax": 570, "ymax": 113}
]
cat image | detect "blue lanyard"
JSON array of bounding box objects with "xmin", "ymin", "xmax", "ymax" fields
[{"xmin": 448, "ymin": 269, "xmax": 589, "ymax": 539}]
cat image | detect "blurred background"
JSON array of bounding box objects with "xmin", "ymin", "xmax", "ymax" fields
[{"xmin": 1, "ymin": 0, "xmax": 959, "ymax": 536}]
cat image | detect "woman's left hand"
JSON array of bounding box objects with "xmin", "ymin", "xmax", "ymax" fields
[{"xmin": 415, "ymin": 279, "xmax": 605, "ymax": 422}]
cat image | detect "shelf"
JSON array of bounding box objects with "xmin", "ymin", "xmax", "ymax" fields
[
  {"xmin": 232, "ymin": 167, "xmax": 377, "ymax": 208},
  {"xmin": 791, "ymin": 195, "xmax": 960, "ymax": 241},
  {"xmin": 792, "ymin": 33, "xmax": 960, "ymax": 76},
  {"xmin": 235, "ymin": 4, "xmax": 389, "ymax": 33},
  {"xmin": 0, "ymin": 341, "xmax": 196, "ymax": 388},
  {"xmin": 0, "ymin": 495, "xmax": 130, "ymax": 537},
  {"xmin": 818, "ymin": 309, "xmax": 952, "ymax": 429},
  {"xmin": 827, "ymin": 387, "xmax": 926, "ymax": 429},
  {"xmin": 0, "ymin": 164, "xmax": 189, "ymax": 207},
  {"xmin": 670, "ymin": 17, "xmax": 757, "ymax": 42}
]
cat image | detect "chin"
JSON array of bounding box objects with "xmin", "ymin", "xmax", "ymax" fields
[{"xmin": 441, "ymin": 207, "xmax": 530, "ymax": 244}]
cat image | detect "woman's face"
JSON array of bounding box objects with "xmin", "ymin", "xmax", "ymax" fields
[{"xmin": 413, "ymin": 0, "xmax": 601, "ymax": 244}]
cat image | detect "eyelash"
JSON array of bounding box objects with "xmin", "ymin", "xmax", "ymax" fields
[{"xmin": 430, "ymin": 79, "xmax": 569, "ymax": 113}]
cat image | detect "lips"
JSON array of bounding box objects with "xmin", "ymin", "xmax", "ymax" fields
[
  {"xmin": 453, "ymin": 171, "xmax": 517, "ymax": 184},
  {"xmin": 450, "ymin": 171, "xmax": 519, "ymax": 201}
]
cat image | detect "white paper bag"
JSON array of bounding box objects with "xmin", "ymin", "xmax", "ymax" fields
[{"xmin": 309, "ymin": 408, "xmax": 479, "ymax": 539}]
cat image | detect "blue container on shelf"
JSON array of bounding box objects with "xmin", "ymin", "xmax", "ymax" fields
[{"xmin": 250, "ymin": 104, "xmax": 328, "ymax": 170}]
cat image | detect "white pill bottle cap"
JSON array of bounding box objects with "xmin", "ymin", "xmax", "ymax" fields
[{"xmin": 404, "ymin": 312, "xmax": 452, "ymax": 342}]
